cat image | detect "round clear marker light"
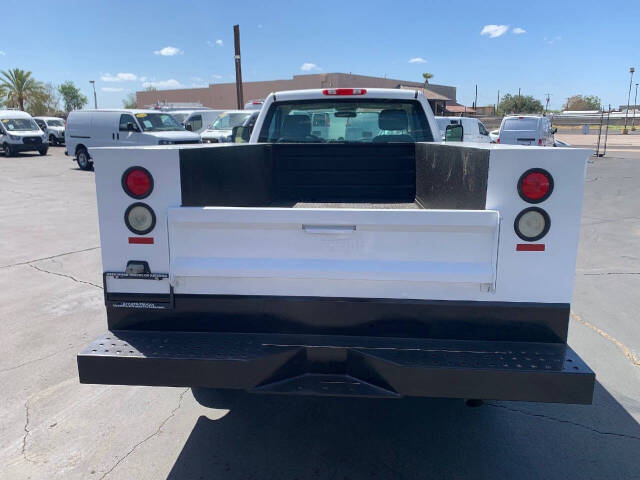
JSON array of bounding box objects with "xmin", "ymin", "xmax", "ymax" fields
[
  {"xmin": 514, "ymin": 207, "xmax": 550, "ymax": 242},
  {"xmin": 125, "ymin": 203, "xmax": 156, "ymax": 235}
]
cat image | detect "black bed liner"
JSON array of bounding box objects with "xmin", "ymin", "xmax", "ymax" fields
[{"xmin": 179, "ymin": 142, "xmax": 490, "ymax": 210}]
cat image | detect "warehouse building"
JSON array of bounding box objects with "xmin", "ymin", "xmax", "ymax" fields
[{"xmin": 136, "ymin": 72, "xmax": 457, "ymax": 115}]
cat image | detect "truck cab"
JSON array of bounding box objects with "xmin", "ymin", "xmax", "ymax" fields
[{"xmin": 78, "ymin": 88, "xmax": 594, "ymax": 405}]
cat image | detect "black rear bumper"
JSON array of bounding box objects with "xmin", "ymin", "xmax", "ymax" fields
[{"xmin": 78, "ymin": 330, "xmax": 595, "ymax": 404}]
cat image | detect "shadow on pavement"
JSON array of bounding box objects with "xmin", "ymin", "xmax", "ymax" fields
[{"xmin": 167, "ymin": 382, "xmax": 639, "ymax": 479}]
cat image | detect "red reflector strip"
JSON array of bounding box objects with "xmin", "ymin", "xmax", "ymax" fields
[
  {"xmin": 516, "ymin": 243, "xmax": 545, "ymax": 251},
  {"xmin": 322, "ymin": 88, "xmax": 367, "ymax": 96},
  {"xmin": 129, "ymin": 237, "xmax": 154, "ymax": 244}
]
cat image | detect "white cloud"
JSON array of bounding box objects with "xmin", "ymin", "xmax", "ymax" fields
[
  {"xmin": 480, "ymin": 24, "xmax": 509, "ymax": 38},
  {"xmin": 544, "ymin": 35, "xmax": 562, "ymax": 44},
  {"xmin": 300, "ymin": 63, "xmax": 321, "ymax": 72},
  {"xmin": 512, "ymin": 27, "xmax": 526, "ymax": 34},
  {"xmin": 408, "ymin": 57, "xmax": 427, "ymax": 64},
  {"xmin": 206, "ymin": 40, "xmax": 224, "ymax": 47},
  {"xmin": 142, "ymin": 79, "xmax": 183, "ymax": 89},
  {"xmin": 257, "ymin": 24, "xmax": 263, "ymax": 29},
  {"xmin": 211, "ymin": 74, "xmax": 223, "ymax": 80},
  {"xmin": 101, "ymin": 87, "xmax": 125, "ymax": 92},
  {"xmin": 216, "ymin": 39, "xmax": 223, "ymax": 46},
  {"xmin": 153, "ymin": 46, "xmax": 183, "ymax": 56},
  {"xmin": 0, "ymin": 51, "xmax": 5, "ymax": 56},
  {"xmin": 100, "ymin": 72, "xmax": 137, "ymax": 82},
  {"xmin": 139, "ymin": 76, "xmax": 148, "ymax": 82}
]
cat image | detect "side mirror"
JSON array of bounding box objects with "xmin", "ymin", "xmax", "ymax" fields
[
  {"xmin": 185, "ymin": 124, "xmax": 193, "ymax": 131},
  {"xmin": 445, "ymin": 124, "xmax": 464, "ymax": 142},
  {"xmin": 552, "ymin": 127, "xmax": 558, "ymax": 134},
  {"xmin": 231, "ymin": 125, "xmax": 249, "ymax": 143},
  {"xmin": 127, "ymin": 122, "xmax": 136, "ymax": 131}
]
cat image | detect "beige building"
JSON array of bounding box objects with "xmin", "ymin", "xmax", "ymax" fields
[{"xmin": 136, "ymin": 72, "xmax": 456, "ymax": 115}]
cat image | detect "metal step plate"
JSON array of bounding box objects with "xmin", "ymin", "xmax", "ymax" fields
[{"xmin": 78, "ymin": 331, "xmax": 594, "ymax": 404}]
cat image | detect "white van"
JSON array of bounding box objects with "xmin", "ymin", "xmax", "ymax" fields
[
  {"xmin": 0, "ymin": 110, "xmax": 48, "ymax": 156},
  {"xmin": 498, "ymin": 115, "xmax": 557, "ymax": 146},
  {"xmin": 170, "ymin": 109, "xmax": 224, "ymax": 135},
  {"xmin": 34, "ymin": 116, "xmax": 66, "ymax": 145},
  {"xmin": 435, "ymin": 117, "xmax": 490, "ymax": 143},
  {"xmin": 65, "ymin": 109, "xmax": 201, "ymax": 170}
]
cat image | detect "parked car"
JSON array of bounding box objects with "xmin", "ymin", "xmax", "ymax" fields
[
  {"xmin": 65, "ymin": 109, "xmax": 201, "ymax": 170},
  {"xmin": 498, "ymin": 115, "xmax": 557, "ymax": 146},
  {"xmin": 0, "ymin": 110, "xmax": 48, "ymax": 156},
  {"xmin": 201, "ymin": 110, "xmax": 253, "ymax": 143},
  {"xmin": 244, "ymin": 99, "xmax": 264, "ymax": 110},
  {"xmin": 435, "ymin": 117, "xmax": 491, "ymax": 143},
  {"xmin": 170, "ymin": 110, "xmax": 224, "ymax": 135},
  {"xmin": 34, "ymin": 116, "xmax": 66, "ymax": 145},
  {"xmin": 489, "ymin": 129, "xmax": 500, "ymax": 143}
]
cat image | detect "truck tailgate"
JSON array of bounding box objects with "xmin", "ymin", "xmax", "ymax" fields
[{"xmin": 168, "ymin": 207, "xmax": 499, "ymax": 297}]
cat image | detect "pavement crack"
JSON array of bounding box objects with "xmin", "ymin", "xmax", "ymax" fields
[
  {"xmin": 0, "ymin": 246, "xmax": 100, "ymax": 269},
  {"xmin": 28, "ymin": 263, "xmax": 103, "ymax": 290},
  {"xmin": 0, "ymin": 344, "xmax": 78, "ymax": 374},
  {"xmin": 486, "ymin": 402, "xmax": 640, "ymax": 441},
  {"xmin": 21, "ymin": 400, "xmax": 36, "ymax": 464},
  {"xmin": 98, "ymin": 388, "xmax": 188, "ymax": 480},
  {"xmin": 571, "ymin": 311, "xmax": 640, "ymax": 367}
]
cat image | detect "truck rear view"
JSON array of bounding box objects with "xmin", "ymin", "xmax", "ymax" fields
[{"xmin": 78, "ymin": 89, "xmax": 594, "ymax": 404}]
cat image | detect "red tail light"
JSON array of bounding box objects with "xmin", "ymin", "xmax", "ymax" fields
[
  {"xmin": 518, "ymin": 168, "xmax": 553, "ymax": 203},
  {"xmin": 122, "ymin": 166, "xmax": 153, "ymax": 199},
  {"xmin": 322, "ymin": 88, "xmax": 367, "ymax": 96},
  {"xmin": 538, "ymin": 138, "xmax": 543, "ymax": 146},
  {"xmin": 496, "ymin": 138, "xmax": 500, "ymax": 144}
]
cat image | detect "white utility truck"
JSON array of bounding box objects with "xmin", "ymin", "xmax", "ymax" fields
[{"xmin": 78, "ymin": 88, "xmax": 595, "ymax": 404}]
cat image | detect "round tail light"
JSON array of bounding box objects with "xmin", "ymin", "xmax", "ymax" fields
[
  {"xmin": 122, "ymin": 167, "xmax": 153, "ymax": 199},
  {"xmin": 518, "ymin": 168, "xmax": 553, "ymax": 203},
  {"xmin": 514, "ymin": 207, "xmax": 550, "ymax": 242},
  {"xmin": 125, "ymin": 203, "xmax": 156, "ymax": 235}
]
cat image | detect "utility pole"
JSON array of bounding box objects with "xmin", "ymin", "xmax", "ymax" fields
[
  {"xmin": 474, "ymin": 84, "xmax": 478, "ymax": 113},
  {"xmin": 496, "ymin": 90, "xmax": 500, "ymax": 116},
  {"xmin": 623, "ymin": 67, "xmax": 634, "ymax": 134},
  {"xmin": 545, "ymin": 93, "xmax": 551, "ymax": 114},
  {"xmin": 518, "ymin": 87, "xmax": 521, "ymax": 113},
  {"xmin": 632, "ymin": 83, "xmax": 638, "ymax": 131},
  {"xmin": 233, "ymin": 24, "xmax": 244, "ymax": 109},
  {"xmin": 89, "ymin": 80, "xmax": 97, "ymax": 109}
]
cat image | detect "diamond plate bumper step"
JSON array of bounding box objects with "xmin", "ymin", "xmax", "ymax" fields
[{"xmin": 78, "ymin": 330, "xmax": 595, "ymax": 404}]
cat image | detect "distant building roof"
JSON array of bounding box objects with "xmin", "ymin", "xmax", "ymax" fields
[{"xmin": 398, "ymin": 85, "xmax": 450, "ymax": 101}]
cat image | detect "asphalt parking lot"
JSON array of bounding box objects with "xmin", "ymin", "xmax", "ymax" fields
[{"xmin": 1, "ymin": 145, "xmax": 639, "ymax": 479}]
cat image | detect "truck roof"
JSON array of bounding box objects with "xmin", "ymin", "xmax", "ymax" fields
[
  {"xmin": 69, "ymin": 109, "xmax": 166, "ymax": 115},
  {"xmin": 268, "ymin": 88, "xmax": 425, "ymax": 102}
]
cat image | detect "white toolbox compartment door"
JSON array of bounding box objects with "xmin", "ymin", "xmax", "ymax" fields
[{"xmin": 168, "ymin": 207, "xmax": 500, "ymax": 298}]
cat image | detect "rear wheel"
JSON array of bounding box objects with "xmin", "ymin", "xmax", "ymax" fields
[
  {"xmin": 76, "ymin": 148, "xmax": 91, "ymax": 170},
  {"xmin": 39, "ymin": 146, "xmax": 48, "ymax": 156},
  {"xmin": 3, "ymin": 143, "xmax": 13, "ymax": 157}
]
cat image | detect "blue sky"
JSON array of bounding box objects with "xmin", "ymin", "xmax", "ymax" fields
[{"xmin": 2, "ymin": 0, "xmax": 639, "ymax": 110}]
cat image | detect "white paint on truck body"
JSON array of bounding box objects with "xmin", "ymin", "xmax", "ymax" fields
[{"xmin": 91, "ymin": 142, "xmax": 588, "ymax": 305}]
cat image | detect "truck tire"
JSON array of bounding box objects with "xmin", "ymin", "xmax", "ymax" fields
[
  {"xmin": 76, "ymin": 147, "xmax": 91, "ymax": 170},
  {"xmin": 3, "ymin": 143, "xmax": 13, "ymax": 157},
  {"xmin": 39, "ymin": 146, "xmax": 49, "ymax": 156}
]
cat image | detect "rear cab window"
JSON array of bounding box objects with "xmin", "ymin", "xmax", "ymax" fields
[
  {"xmin": 258, "ymin": 99, "xmax": 433, "ymax": 143},
  {"xmin": 502, "ymin": 118, "xmax": 539, "ymax": 131}
]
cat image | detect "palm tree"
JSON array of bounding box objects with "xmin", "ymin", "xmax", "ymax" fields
[
  {"xmin": 422, "ymin": 72, "xmax": 434, "ymax": 87},
  {"xmin": 0, "ymin": 68, "xmax": 44, "ymax": 111}
]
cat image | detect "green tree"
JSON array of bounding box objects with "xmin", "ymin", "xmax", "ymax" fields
[
  {"xmin": 0, "ymin": 68, "xmax": 45, "ymax": 111},
  {"xmin": 563, "ymin": 95, "xmax": 601, "ymax": 111},
  {"xmin": 58, "ymin": 81, "xmax": 88, "ymax": 113},
  {"xmin": 26, "ymin": 82, "xmax": 61, "ymax": 116},
  {"xmin": 497, "ymin": 93, "xmax": 544, "ymax": 115},
  {"xmin": 122, "ymin": 92, "xmax": 137, "ymax": 108},
  {"xmin": 422, "ymin": 72, "xmax": 434, "ymax": 86}
]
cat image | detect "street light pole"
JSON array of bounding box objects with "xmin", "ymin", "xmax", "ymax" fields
[
  {"xmin": 632, "ymin": 83, "xmax": 638, "ymax": 131},
  {"xmin": 623, "ymin": 67, "xmax": 634, "ymax": 134},
  {"xmin": 89, "ymin": 80, "xmax": 97, "ymax": 109}
]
